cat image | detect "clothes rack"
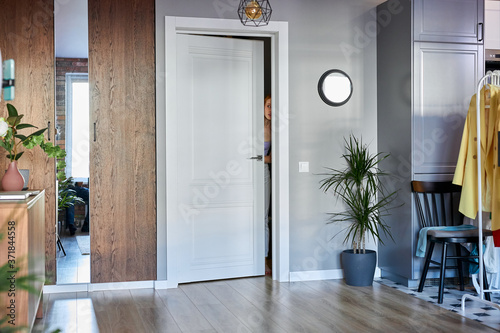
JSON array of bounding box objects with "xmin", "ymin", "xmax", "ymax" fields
[{"xmin": 462, "ymin": 70, "xmax": 500, "ymax": 311}]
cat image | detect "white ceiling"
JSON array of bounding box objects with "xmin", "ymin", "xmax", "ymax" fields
[
  {"xmin": 53, "ymin": 0, "xmax": 391, "ymax": 59},
  {"xmin": 55, "ymin": 0, "xmax": 497, "ymax": 59},
  {"xmin": 55, "ymin": 0, "xmax": 88, "ymax": 58}
]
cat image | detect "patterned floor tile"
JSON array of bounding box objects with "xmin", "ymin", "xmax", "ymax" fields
[{"xmin": 377, "ymin": 278, "xmax": 500, "ymax": 331}]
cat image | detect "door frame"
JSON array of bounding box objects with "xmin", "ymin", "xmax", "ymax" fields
[{"xmin": 162, "ymin": 16, "xmax": 289, "ymax": 286}]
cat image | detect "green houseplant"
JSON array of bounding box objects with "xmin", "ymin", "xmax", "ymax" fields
[
  {"xmin": 0, "ymin": 228, "xmax": 40, "ymax": 332},
  {"xmin": 319, "ymin": 135, "xmax": 399, "ymax": 286},
  {"xmin": 0, "ymin": 103, "xmax": 66, "ymax": 190},
  {"xmin": 0, "ymin": 236, "xmax": 41, "ymax": 332},
  {"xmin": 0, "ymin": 229, "xmax": 60, "ymax": 332},
  {"xmin": 58, "ymin": 177, "xmax": 85, "ymax": 212}
]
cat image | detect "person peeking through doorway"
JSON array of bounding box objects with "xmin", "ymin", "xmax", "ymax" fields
[{"xmin": 264, "ymin": 95, "xmax": 272, "ymax": 275}]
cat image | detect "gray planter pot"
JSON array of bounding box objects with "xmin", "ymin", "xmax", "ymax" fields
[{"xmin": 341, "ymin": 249, "xmax": 377, "ymax": 286}]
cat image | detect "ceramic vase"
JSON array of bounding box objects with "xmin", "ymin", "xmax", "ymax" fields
[{"xmin": 2, "ymin": 161, "xmax": 25, "ymax": 191}]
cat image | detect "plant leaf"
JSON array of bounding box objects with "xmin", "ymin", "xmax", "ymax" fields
[
  {"xmin": 16, "ymin": 123, "xmax": 37, "ymax": 130},
  {"xmin": 13, "ymin": 152, "xmax": 24, "ymax": 161},
  {"xmin": 7, "ymin": 116, "xmax": 20, "ymax": 126},
  {"xmin": 14, "ymin": 134, "xmax": 27, "ymax": 141},
  {"xmin": 6, "ymin": 103, "xmax": 18, "ymax": 117},
  {"xmin": 26, "ymin": 127, "xmax": 47, "ymax": 138}
]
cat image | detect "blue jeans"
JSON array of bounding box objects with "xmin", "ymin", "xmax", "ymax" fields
[{"xmin": 66, "ymin": 185, "xmax": 90, "ymax": 229}]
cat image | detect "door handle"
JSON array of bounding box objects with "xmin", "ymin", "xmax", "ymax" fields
[
  {"xmin": 248, "ymin": 155, "xmax": 263, "ymax": 161},
  {"xmin": 478, "ymin": 22, "xmax": 484, "ymax": 42}
]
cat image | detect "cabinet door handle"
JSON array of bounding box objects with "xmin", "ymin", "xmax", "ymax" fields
[
  {"xmin": 478, "ymin": 23, "xmax": 484, "ymax": 42},
  {"xmin": 48, "ymin": 121, "xmax": 51, "ymax": 141},
  {"xmin": 94, "ymin": 122, "xmax": 96, "ymax": 142}
]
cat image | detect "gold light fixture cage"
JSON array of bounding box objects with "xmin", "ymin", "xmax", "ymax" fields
[{"xmin": 238, "ymin": 0, "xmax": 272, "ymax": 27}]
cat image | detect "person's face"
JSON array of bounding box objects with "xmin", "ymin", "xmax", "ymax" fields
[{"xmin": 264, "ymin": 98, "xmax": 271, "ymax": 121}]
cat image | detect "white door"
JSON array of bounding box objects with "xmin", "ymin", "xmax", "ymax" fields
[{"xmin": 172, "ymin": 34, "xmax": 264, "ymax": 283}]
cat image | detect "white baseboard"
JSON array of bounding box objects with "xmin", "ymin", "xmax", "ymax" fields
[
  {"xmin": 43, "ymin": 283, "xmax": 88, "ymax": 293},
  {"xmin": 154, "ymin": 280, "xmax": 178, "ymax": 289},
  {"xmin": 43, "ymin": 280, "xmax": 171, "ymax": 294},
  {"xmin": 88, "ymin": 281, "xmax": 154, "ymax": 292},
  {"xmin": 290, "ymin": 267, "xmax": 381, "ymax": 282},
  {"xmin": 44, "ymin": 268, "xmax": 380, "ymax": 293}
]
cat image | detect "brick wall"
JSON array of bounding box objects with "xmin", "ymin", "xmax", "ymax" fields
[
  {"xmin": 55, "ymin": 58, "xmax": 88, "ymax": 149},
  {"xmin": 56, "ymin": 58, "xmax": 88, "ymax": 226}
]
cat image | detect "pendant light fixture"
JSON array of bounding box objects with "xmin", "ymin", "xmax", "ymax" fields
[{"xmin": 238, "ymin": 0, "xmax": 272, "ymax": 27}]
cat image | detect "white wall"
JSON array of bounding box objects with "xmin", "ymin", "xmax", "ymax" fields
[{"xmin": 156, "ymin": 0, "xmax": 386, "ymax": 278}]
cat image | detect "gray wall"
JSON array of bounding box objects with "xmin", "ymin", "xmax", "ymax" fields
[{"xmin": 156, "ymin": 0, "xmax": 385, "ymax": 275}]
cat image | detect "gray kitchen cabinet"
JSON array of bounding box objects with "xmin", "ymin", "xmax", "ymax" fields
[
  {"xmin": 414, "ymin": 0, "xmax": 484, "ymax": 44},
  {"xmin": 413, "ymin": 42, "xmax": 483, "ymax": 174},
  {"xmin": 377, "ymin": 0, "xmax": 484, "ymax": 287}
]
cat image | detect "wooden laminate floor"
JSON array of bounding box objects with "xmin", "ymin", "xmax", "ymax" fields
[{"xmin": 33, "ymin": 277, "xmax": 498, "ymax": 333}]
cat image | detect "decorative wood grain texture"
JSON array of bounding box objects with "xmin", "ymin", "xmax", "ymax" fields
[
  {"xmin": 88, "ymin": 0, "xmax": 156, "ymax": 282},
  {"xmin": 0, "ymin": 192, "xmax": 45, "ymax": 330},
  {"xmin": 33, "ymin": 277, "xmax": 500, "ymax": 332},
  {"xmin": 0, "ymin": 0, "xmax": 57, "ymax": 284}
]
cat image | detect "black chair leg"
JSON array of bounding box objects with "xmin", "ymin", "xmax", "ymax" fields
[
  {"xmin": 438, "ymin": 242, "xmax": 448, "ymax": 304},
  {"xmin": 418, "ymin": 241, "xmax": 435, "ymax": 292},
  {"xmin": 455, "ymin": 244, "xmax": 465, "ymax": 291},
  {"xmin": 483, "ymin": 265, "xmax": 491, "ymax": 301},
  {"xmin": 57, "ymin": 235, "xmax": 66, "ymax": 256},
  {"xmin": 56, "ymin": 219, "xmax": 66, "ymax": 256}
]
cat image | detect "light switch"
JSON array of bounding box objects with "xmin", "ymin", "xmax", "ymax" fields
[{"xmin": 299, "ymin": 161, "xmax": 309, "ymax": 173}]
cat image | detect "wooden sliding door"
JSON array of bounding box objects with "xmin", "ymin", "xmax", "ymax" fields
[
  {"xmin": 88, "ymin": 0, "xmax": 156, "ymax": 282},
  {"xmin": 0, "ymin": 0, "xmax": 57, "ymax": 283}
]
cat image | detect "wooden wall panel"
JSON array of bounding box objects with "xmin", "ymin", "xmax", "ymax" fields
[
  {"xmin": 88, "ymin": 0, "xmax": 156, "ymax": 282},
  {"xmin": 0, "ymin": 0, "xmax": 57, "ymax": 284}
]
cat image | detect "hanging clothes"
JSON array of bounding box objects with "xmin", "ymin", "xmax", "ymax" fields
[
  {"xmin": 464, "ymin": 214, "xmax": 498, "ymax": 279},
  {"xmin": 453, "ymin": 84, "xmax": 500, "ymax": 245}
]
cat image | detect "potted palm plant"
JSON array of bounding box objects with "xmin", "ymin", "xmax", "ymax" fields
[{"xmin": 319, "ymin": 135, "xmax": 399, "ymax": 286}]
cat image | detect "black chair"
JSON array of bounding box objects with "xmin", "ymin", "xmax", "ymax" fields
[{"xmin": 412, "ymin": 181, "xmax": 492, "ymax": 304}]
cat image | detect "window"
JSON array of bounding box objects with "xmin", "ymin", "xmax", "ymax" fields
[{"xmin": 65, "ymin": 73, "xmax": 89, "ymax": 181}]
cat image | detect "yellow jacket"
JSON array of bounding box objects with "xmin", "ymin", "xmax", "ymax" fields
[{"xmin": 453, "ymin": 84, "xmax": 500, "ymax": 232}]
